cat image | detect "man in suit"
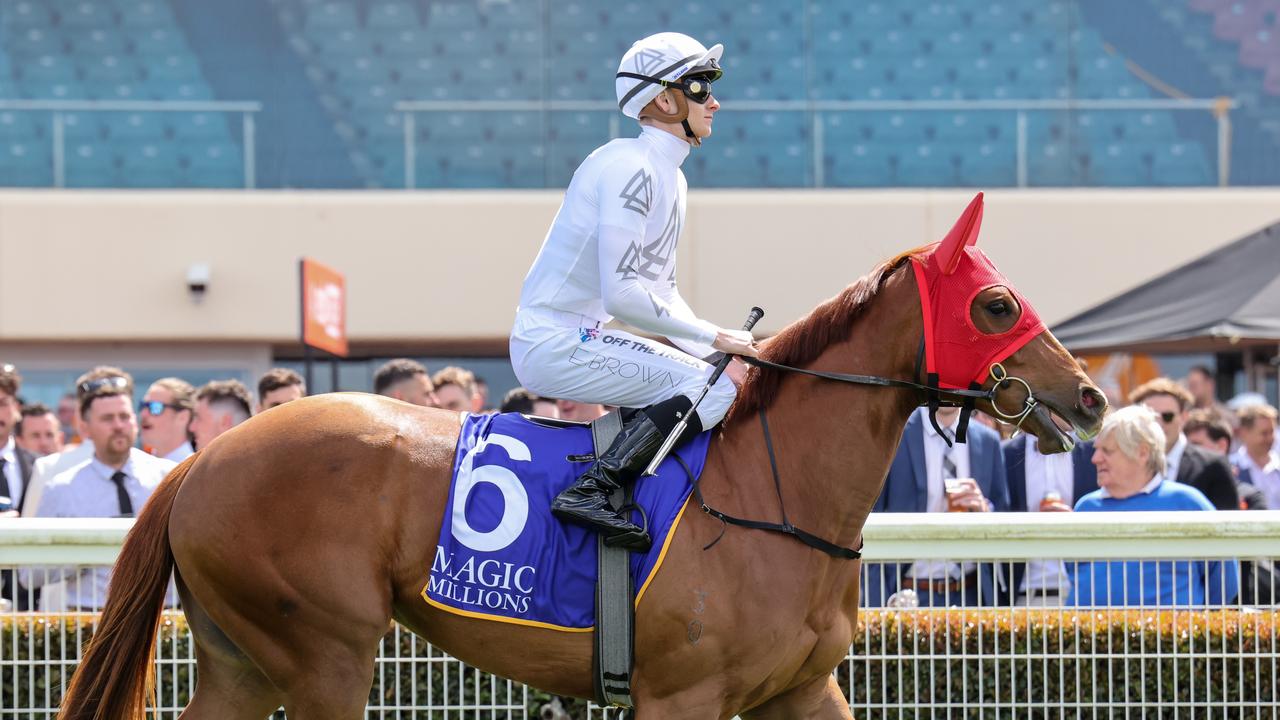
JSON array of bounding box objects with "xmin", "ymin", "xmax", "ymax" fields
[
  {"xmin": 866, "ymin": 406, "xmax": 1009, "ymax": 608},
  {"xmin": 0, "ymin": 363, "xmax": 39, "ymax": 610},
  {"xmin": 1130, "ymin": 378, "xmax": 1238, "ymax": 510},
  {"xmin": 1001, "ymin": 434, "xmax": 1097, "ymax": 605}
]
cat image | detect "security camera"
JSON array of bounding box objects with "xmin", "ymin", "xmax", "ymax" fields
[{"xmin": 186, "ymin": 263, "xmax": 211, "ymax": 297}]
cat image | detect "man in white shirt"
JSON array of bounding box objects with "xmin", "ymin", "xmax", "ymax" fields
[
  {"xmin": 1234, "ymin": 404, "xmax": 1280, "ymax": 510},
  {"xmin": 1002, "ymin": 434, "xmax": 1098, "ymax": 605},
  {"xmin": 140, "ymin": 377, "xmax": 195, "ymax": 463},
  {"xmin": 19, "ymin": 366, "xmax": 132, "ymax": 519},
  {"xmin": 510, "ymin": 32, "xmax": 757, "ymax": 551},
  {"xmin": 25, "ymin": 374, "xmax": 175, "ymax": 611}
]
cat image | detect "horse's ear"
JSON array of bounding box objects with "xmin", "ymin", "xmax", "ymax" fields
[{"xmin": 936, "ymin": 192, "xmax": 984, "ymax": 275}]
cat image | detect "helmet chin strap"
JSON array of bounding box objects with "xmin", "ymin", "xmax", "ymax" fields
[{"xmin": 639, "ymin": 92, "xmax": 702, "ymax": 146}]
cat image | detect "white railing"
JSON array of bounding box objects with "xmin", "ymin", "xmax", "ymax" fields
[
  {"xmin": 394, "ymin": 98, "xmax": 1236, "ymax": 189},
  {"xmin": 0, "ymin": 99, "xmax": 262, "ymax": 189},
  {"xmin": 3, "ymin": 512, "xmax": 1279, "ymax": 718},
  {"xmin": 6, "ymin": 511, "xmax": 1279, "ymax": 563}
]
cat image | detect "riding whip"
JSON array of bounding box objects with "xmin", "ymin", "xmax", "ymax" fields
[{"xmin": 642, "ymin": 306, "xmax": 764, "ymax": 477}]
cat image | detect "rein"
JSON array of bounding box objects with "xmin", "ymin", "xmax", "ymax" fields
[{"xmin": 678, "ymin": 348, "xmax": 1043, "ymax": 561}]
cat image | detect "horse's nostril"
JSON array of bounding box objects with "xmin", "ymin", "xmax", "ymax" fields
[{"xmin": 1080, "ymin": 386, "xmax": 1106, "ymax": 413}]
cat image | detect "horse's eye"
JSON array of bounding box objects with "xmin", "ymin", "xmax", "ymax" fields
[{"xmin": 987, "ymin": 300, "xmax": 1009, "ymax": 316}]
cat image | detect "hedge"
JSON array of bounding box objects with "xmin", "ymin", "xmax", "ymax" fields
[{"xmin": 3, "ymin": 610, "xmax": 1277, "ymax": 718}]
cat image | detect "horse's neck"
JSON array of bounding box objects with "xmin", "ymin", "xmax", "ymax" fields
[{"xmin": 716, "ymin": 271, "xmax": 923, "ymax": 552}]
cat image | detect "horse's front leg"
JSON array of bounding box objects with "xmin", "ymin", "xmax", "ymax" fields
[{"xmin": 739, "ymin": 674, "xmax": 854, "ymax": 720}]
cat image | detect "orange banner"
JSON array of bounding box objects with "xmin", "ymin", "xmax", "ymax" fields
[{"xmin": 300, "ymin": 258, "xmax": 348, "ymax": 357}]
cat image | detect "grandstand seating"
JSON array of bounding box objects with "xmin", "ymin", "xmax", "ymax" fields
[
  {"xmin": 0, "ymin": 0, "xmax": 242, "ymax": 187},
  {"xmin": 0, "ymin": 0, "xmax": 1245, "ymax": 188},
  {"xmin": 274, "ymin": 0, "xmax": 1215, "ymax": 189}
]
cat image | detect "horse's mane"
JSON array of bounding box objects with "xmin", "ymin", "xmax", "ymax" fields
[{"xmin": 726, "ymin": 248, "xmax": 923, "ymax": 424}]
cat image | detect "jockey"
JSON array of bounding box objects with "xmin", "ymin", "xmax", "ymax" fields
[{"xmin": 509, "ymin": 32, "xmax": 758, "ymax": 552}]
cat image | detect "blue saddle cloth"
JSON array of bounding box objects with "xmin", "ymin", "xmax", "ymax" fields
[{"xmin": 423, "ymin": 412, "xmax": 713, "ymax": 631}]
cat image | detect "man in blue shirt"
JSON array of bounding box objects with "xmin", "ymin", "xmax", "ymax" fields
[{"xmin": 1069, "ymin": 405, "xmax": 1237, "ymax": 607}]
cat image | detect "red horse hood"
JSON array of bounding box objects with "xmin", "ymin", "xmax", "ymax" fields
[{"xmin": 911, "ymin": 193, "xmax": 1046, "ymax": 390}]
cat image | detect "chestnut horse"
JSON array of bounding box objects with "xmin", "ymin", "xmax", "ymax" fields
[{"xmin": 60, "ymin": 197, "xmax": 1105, "ymax": 719}]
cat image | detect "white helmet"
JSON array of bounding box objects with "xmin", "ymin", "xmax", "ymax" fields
[{"xmin": 615, "ymin": 32, "xmax": 723, "ymax": 120}]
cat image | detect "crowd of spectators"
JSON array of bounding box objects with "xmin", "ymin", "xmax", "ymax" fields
[
  {"xmin": 2, "ymin": 355, "xmax": 1276, "ymax": 612},
  {"xmin": 0, "ymin": 358, "xmax": 577, "ymax": 611},
  {"xmin": 868, "ymin": 364, "xmax": 1280, "ymax": 609}
]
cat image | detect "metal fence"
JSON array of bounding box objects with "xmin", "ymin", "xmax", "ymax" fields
[
  {"xmin": 0, "ymin": 99, "xmax": 262, "ymax": 188},
  {"xmin": 4, "ymin": 513, "xmax": 1279, "ymax": 718},
  {"xmin": 393, "ymin": 97, "xmax": 1237, "ymax": 189}
]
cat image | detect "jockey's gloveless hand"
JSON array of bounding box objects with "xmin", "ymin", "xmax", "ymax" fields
[
  {"xmin": 713, "ymin": 328, "xmax": 759, "ymax": 358},
  {"xmin": 724, "ymin": 357, "xmax": 750, "ymax": 388}
]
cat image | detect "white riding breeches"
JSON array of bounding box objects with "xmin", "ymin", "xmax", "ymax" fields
[{"xmin": 510, "ymin": 310, "xmax": 738, "ymax": 428}]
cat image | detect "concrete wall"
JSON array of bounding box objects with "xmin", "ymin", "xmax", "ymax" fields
[{"xmin": 1, "ymin": 189, "xmax": 1277, "ymax": 347}]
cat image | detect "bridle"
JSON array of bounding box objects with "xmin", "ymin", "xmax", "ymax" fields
[
  {"xmin": 680, "ymin": 337, "xmax": 1045, "ymax": 562},
  {"xmin": 742, "ymin": 336, "xmax": 1044, "ymax": 443}
]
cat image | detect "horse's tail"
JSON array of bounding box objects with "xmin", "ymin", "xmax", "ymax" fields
[{"xmin": 57, "ymin": 453, "xmax": 198, "ymax": 720}]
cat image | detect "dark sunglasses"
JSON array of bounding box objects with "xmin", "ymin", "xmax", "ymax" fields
[
  {"xmin": 139, "ymin": 400, "xmax": 185, "ymax": 416},
  {"xmin": 78, "ymin": 375, "xmax": 130, "ymax": 396},
  {"xmin": 1157, "ymin": 411, "xmax": 1178, "ymax": 423}
]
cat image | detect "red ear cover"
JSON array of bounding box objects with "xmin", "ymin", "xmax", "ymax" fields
[{"xmin": 936, "ymin": 192, "xmax": 984, "ymax": 276}]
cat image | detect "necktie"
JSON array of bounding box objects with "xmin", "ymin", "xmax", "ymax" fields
[
  {"xmin": 941, "ymin": 429, "xmax": 957, "ymax": 480},
  {"xmin": 0, "ymin": 457, "xmax": 11, "ymax": 507},
  {"xmin": 110, "ymin": 471, "xmax": 134, "ymax": 516}
]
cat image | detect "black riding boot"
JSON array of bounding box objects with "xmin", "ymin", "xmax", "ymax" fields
[
  {"xmin": 551, "ymin": 412, "xmax": 663, "ymax": 551},
  {"xmin": 552, "ymin": 396, "xmax": 702, "ymax": 552}
]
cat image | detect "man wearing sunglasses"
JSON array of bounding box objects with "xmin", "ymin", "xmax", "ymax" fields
[
  {"xmin": 509, "ymin": 32, "xmax": 758, "ymax": 551},
  {"xmin": 140, "ymin": 377, "xmax": 195, "ymax": 463},
  {"xmin": 1129, "ymin": 378, "xmax": 1238, "ymax": 511}
]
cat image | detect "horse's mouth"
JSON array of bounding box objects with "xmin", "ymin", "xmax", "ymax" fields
[{"xmin": 1025, "ymin": 399, "xmax": 1097, "ymax": 454}]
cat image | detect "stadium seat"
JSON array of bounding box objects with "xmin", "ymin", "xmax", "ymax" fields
[
  {"xmin": 484, "ymin": 3, "xmax": 540, "ymax": 30},
  {"xmin": 870, "ymin": 114, "xmax": 931, "ymax": 144},
  {"xmin": 1152, "ymin": 142, "xmax": 1214, "ymax": 185},
  {"xmin": 66, "ymin": 29, "xmax": 129, "ymax": 57},
  {"xmin": 170, "ymin": 112, "xmax": 232, "ymax": 143},
  {"xmin": 65, "ymin": 142, "xmax": 118, "ymax": 188},
  {"xmin": 910, "ymin": 3, "xmax": 961, "ymax": 32},
  {"xmin": 118, "ymin": 1, "xmax": 179, "ymax": 30},
  {"xmin": 1028, "ymin": 143, "xmax": 1082, "ymax": 186},
  {"xmin": 0, "ymin": 142, "xmax": 53, "ymax": 186},
  {"xmin": 699, "ymin": 145, "xmax": 767, "ymax": 187},
  {"xmin": 119, "ymin": 141, "xmax": 179, "ymax": 187},
  {"xmin": 105, "ymin": 112, "xmax": 165, "ymax": 142},
  {"xmin": 0, "ymin": 112, "xmax": 42, "ymax": 143},
  {"xmin": 368, "ymin": 1, "xmax": 418, "ymax": 30},
  {"xmin": 827, "ymin": 143, "xmax": 894, "ymax": 187},
  {"xmin": 501, "ymin": 142, "xmax": 547, "ymax": 188},
  {"xmin": 129, "ymin": 28, "xmax": 189, "ymax": 58},
  {"xmin": 60, "ymin": 2, "xmax": 115, "ymax": 30},
  {"xmin": 6, "ymin": 2, "xmax": 54, "ymax": 32},
  {"xmin": 765, "ymin": 142, "xmax": 810, "ymax": 187},
  {"xmin": 183, "ymin": 141, "xmax": 244, "ymax": 188},
  {"xmin": 896, "ymin": 143, "xmax": 957, "ymax": 186},
  {"xmin": 1087, "ymin": 143, "xmax": 1148, "ymax": 186},
  {"xmin": 82, "ymin": 55, "xmax": 141, "ymax": 85},
  {"xmin": 10, "ymin": 29, "xmax": 65, "ymax": 58},
  {"xmin": 146, "ymin": 54, "xmax": 202, "ymax": 82},
  {"xmin": 958, "ymin": 143, "xmax": 1017, "ymax": 186}
]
